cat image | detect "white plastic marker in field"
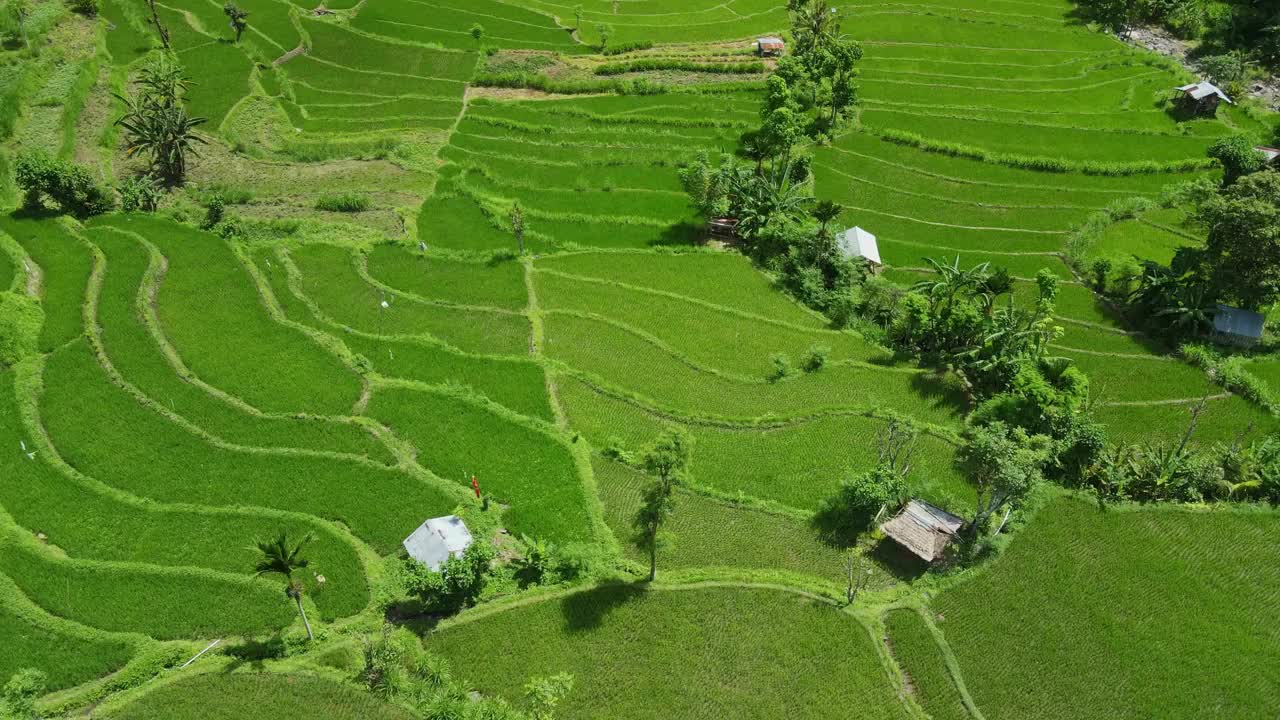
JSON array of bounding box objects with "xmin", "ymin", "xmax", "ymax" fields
[{"xmin": 179, "ymin": 639, "xmax": 222, "ymax": 669}]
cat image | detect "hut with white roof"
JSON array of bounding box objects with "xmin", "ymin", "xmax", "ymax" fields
[
  {"xmin": 403, "ymin": 515, "xmax": 473, "ymax": 570},
  {"xmin": 836, "ymin": 226, "xmax": 882, "ymax": 272}
]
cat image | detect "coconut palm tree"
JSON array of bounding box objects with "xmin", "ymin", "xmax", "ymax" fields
[
  {"xmin": 811, "ymin": 199, "xmax": 841, "ymax": 238},
  {"xmin": 253, "ymin": 531, "xmax": 315, "ymax": 641},
  {"xmin": 913, "ymin": 256, "xmax": 990, "ymax": 312}
]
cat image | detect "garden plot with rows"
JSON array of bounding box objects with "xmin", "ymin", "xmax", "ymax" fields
[{"xmin": 3, "ymin": 0, "xmax": 1280, "ymax": 716}]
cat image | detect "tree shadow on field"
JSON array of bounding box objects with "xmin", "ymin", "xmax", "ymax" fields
[
  {"xmin": 560, "ymin": 582, "xmax": 648, "ymax": 634},
  {"xmin": 222, "ymin": 633, "xmax": 287, "ymax": 671},
  {"xmin": 909, "ymin": 368, "xmax": 971, "ymax": 421},
  {"xmin": 649, "ymin": 221, "xmax": 703, "ymax": 247}
]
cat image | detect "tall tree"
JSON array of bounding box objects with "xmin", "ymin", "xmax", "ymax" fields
[
  {"xmin": 223, "ymin": 1, "xmax": 248, "ymax": 43},
  {"xmin": 510, "ymin": 200, "xmax": 526, "ymax": 255},
  {"xmin": 253, "ymin": 531, "xmax": 316, "ymax": 640},
  {"xmin": 145, "ymin": 0, "xmax": 170, "ymax": 49},
  {"xmin": 1194, "ymin": 169, "xmax": 1280, "ymax": 309},
  {"xmin": 633, "ymin": 427, "xmax": 692, "ymax": 581},
  {"xmin": 958, "ymin": 422, "xmax": 1049, "ymax": 538}
]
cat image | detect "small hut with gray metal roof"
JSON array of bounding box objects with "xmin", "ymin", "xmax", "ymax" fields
[
  {"xmin": 1176, "ymin": 81, "xmax": 1231, "ymax": 114},
  {"xmin": 403, "ymin": 515, "xmax": 473, "ymax": 570}
]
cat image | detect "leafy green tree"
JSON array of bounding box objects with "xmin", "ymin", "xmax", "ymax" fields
[
  {"xmin": 509, "ymin": 200, "xmax": 526, "ymax": 255},
  {"xmin": 811, "ymin": 199, "xmax": 841, "ymax": 236},
  {"xmin": 223, "ymin": 1, "xmax": 248, "ymax": 42},
  {"xmin": 1076, "ymin": 0, "xmax": 1134, "ymax": 36},
  {"xmin": 114, "ymin": 53, "xmax": 207, "ymax": 183},
  {"xmin": 404, "ymin": 541, "xmax": 495, "ymax": 614},
  {"xmin": 1194, "ymin": 169, "xmax": 1280, "ymax": 309},
  {"xmin": 470, "ymin": 22, "xmax": 484, "ymax": 45},
  {"xmin": 1207, "ymin": 134, "xmax": 1265, "ymax": 185},
  {"xmin": 1, "ymin": 668, "xmax": 44, "ymax": 720},
  {"xmin": 813, "ymin": 420, "xmax": 914, "ymax": 544},
  {"xmin": 252, "ymin": 531, "xmax": 316, "ymax": 641},
  {"xmin": 633, "ymin": 427, "xmax": 691, "ymax": 581},
  {"xmin": 573, "ymin": 4, "xmax": 582, "ymax": 30},
  {"xmin": 958, "ymin": 422, "xmax": 1050, "ymax": 538},
  {"xmin": 595, "ymin": 22, "xmax": 613, "ymax": 52},
  {"xmin": 821, "ymin": 36, "xmax": 862, "ymax": 124}
]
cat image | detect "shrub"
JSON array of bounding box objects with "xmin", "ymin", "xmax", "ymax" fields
[
  {"xmin": 315, "ymin": 193, "xmax": 371, "ymax": 213},
  {"xmin": 0, "ymin": 292, "xmax": 43, "ymax": 367},
  {"xmin": 595, "ymin": 59, "xmax": 765, "ymax": 76},
  {"xmin": 2, "ymin": 668, "xmax": 45, "ymax": 719},
  {"xmin": 802, "ymin": 344, "xmax": 830, "ymax": 372},
  {"xmin": 1207, "ymin": 134, "xmax": 1265, "ymax": 185},
  {"xmin": 14, "ymin": 151, "xmax": 113, "ymax": 217},
  {"xmin": 768, "ymin": 352, "xmax": 793, "ymax": 382},
  {"xmin": 403, "ymin": 542, "xmax": 495, "ymax": 614},
  {"xmin": 117, "ymin": 175, "xmax": 162, "ymax": 212},
  {"xmin": 601, "ymin": 40, "xmax": 654, "ymax": 55},
  {"xmin": 201, "ymin": 195, "xmax": 225, "ymax": 229},
  {"xmin": 813, "ymin": 467, "xmax": 907, "ymax": 543}
]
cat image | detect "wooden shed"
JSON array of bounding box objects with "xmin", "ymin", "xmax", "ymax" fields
[
  {"xmin": 706, "ymin": 216, "xmax": 739, "ymax": 241},
  {"xmin": 754, "ymin": 37, "xmax": 785, "ymax": 57},
  {"xmin": 879, "ymin": 499, "xmax": 964, "ymax": 563},
  {"xmin": 1175, "ymin": 81, "xmax": 1231, "ymax": 115}
]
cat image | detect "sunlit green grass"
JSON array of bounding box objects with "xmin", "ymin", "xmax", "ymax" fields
[
  {"xmin": 936, "ymin": 498, "xmax": 1280, "ymax": 720},
  {"xmin": 108, "ymin": 672, "xmax": 415, "ymax": 720},
  {"xmin": 0, "ymin": 214, "xmax": 93, "ymax": 352},
  {"xmin": 89, "ymin": 227, "xmax": 392, "ymax": 462},
  {"xmin": 0, "ymin": 571, "xmax": 137, "ymax": 692},
  {"xmin": 366, "ymin": 386, "xmax": 594, "ymax": 544},
  {"xmin": 289, "ymin": 243, "xmax": 530, "ymax": 356},
  {"xmin": 90, "ymin": 215, "xmax": 362, "ymax": 416},
  {"xmin": 40, "ymin": 339, "xmax": 455, "ymax": 558},
  {"xmin": 429, "ymin": 585, "xmax": 912, "ymax": 720},
  {"xmin": 558, "ymin": 376, "xmax": 973, "ymax": 514},
  {"xmin": 883, "ymin": 609, "xmax": 969, "ymax": 720}
]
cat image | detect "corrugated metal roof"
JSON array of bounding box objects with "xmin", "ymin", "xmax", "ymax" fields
[
  {"xmin": 1177, "ymin": 81, "xmax": 1232, "ymax": 104},
  {"xmin": 1214, "ymin": 304, "xmax": 1265, "ymax": 339},
  {"xmin": 880, "ymin": 499, "xmax": 964, "ymax": 562},
  {"xmin": 837, "ymin": 226, "xmax": 881, "ymax": 265},
  {"xmin": 756, "ymin": 37, "xmax": 785, "ymax": 45},
  {"xmin": 403, "ymin": 515, "xmax": 473, "ymax": 570},
  {"xmin": 1256, "ymin": 146, "xmax": 1280, "ymax": 163}
]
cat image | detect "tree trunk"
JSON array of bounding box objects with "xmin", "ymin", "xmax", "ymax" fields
[
  {"xmin": 147, "ymin": 0, "xmax": 170, "ymax": 49},
  {"xmin": 295, "ymin": 595, "xmax": 314, "ymax": 641},
  {"xmin": 648, "ymin": 530, "xmax": 657, "ymax": 582}
]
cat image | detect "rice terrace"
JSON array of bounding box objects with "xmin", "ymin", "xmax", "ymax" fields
[{"xmin": 2, "ymin": 0, "xmax": 1280, "ymax": 715}]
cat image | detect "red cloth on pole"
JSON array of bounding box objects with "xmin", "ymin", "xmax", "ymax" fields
[{"xmin": 471, "ymin": 475, "xmax": 480, "ymax": 498}]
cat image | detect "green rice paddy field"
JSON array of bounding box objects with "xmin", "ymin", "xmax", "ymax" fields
[{"xmin": 4, "ymin": 0, "xmax": 1280, "ymax": 716}]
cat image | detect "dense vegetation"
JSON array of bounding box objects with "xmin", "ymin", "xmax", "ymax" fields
[{"xmin": 1, "ymin": 0, "xmax": 1278, "ymax": 716}]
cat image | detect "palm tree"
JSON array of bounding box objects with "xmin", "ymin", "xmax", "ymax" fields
[
  {"xmin": 811, "ymin": 199, "xmax": 841, "ymax": 237},
  {"xmin": 253, "ymin": 531, "xmax": 315, "ymax": 641}
]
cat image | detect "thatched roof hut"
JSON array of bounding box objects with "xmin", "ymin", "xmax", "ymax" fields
[{"xmin": 880, "ymin": 499, "xmax": 964, "ymax": 562}]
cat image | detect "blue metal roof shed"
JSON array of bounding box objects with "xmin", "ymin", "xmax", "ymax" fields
[{"xmin": 1213, "ymin": 305, "xmax": 1265, "ymax": 344}]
